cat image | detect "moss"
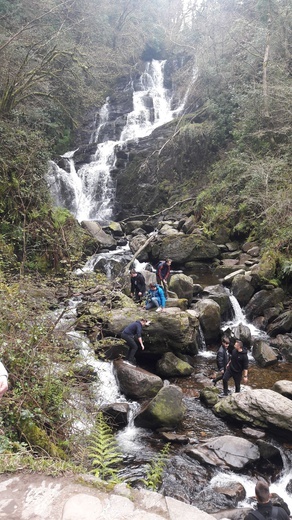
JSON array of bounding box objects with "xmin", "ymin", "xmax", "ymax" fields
[{"xmin": 20, "ymin": 419, "xmax": 68, "ymax": 459}]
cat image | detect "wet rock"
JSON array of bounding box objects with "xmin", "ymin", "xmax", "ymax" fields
[
  {"xmin": 114, "ymin": 360, "xmax": 163, "ymax": 400},
  {"xmin": 192, "ymin": 299, "xmax": 221, "ymax": 342},
  {"xmin": 222, "ymin": 269, "xmax": 246, "ymax": 285},
  {"xmin": 272, "ymin": 379, "xmax": 292, "ymax": 400},
  {"xmin": 214, "ymin": 388, "xmax": 292, "ymax": 438},
  {"xmin": 204, "ymin": 435, "xmax": 260, "ymax": 469},
  {"xmin": 105, "ymin": 308, "xmax": 200, "ymax": 356},
  {"xmin": 161, "ymin": 454, "xmax": 211, "ymax": 506},
  {"xmin": 213, "ymin": 482, "xmax": 246, "ymax": 503},
  {"xmin": 232, "ymin": 323, "xmax": 252, "ymax": 349},
  {"xmin": 101, "ymin": 403, "xmax": 129, "ymax": 427},
  {"xmin": 168, "ymin": 273, "xmax": 194, "ymax": 305},
  {"xmin": 267, "ymin": 310, "xmax": 292, "ymax": 336},
  {"xmin": 269, "ymin": 334, "xmax": 292, "ymax": 362},
  {"xmin": 241, "ymin": 426, "xmax": 266, "ymax": 439},
  {"xmin": 160, "ymin": 432, "xmax": 189, "ymax": 444},
  {"xmin": 256, "ymin": 440, "xmax": 283, "ymax": 464},
  {"xmin": 156, "ymin": 352, "xmax": 193, "ymax": 378},
  {"xmin": 231, "ymin": 274, "xmax": 255, "ymax": 307},
  {"xmin": 201, "ymin": 285, "xmax": 233, "ymax": 321},
  {"xmin": 245, "ymin": 288, "xmax": 285, "ymax": 321},
  {"xmin": 134, "ymin": 385, "xmax": 186, "ymax": 429},
  {"xmin": 81, "ymin": 221, "xmax": 117, "ymax": 249},
  {"xmin": 252, "ymin": 339, "xmax": 278, "ymax": 367},
  {"xmin": 150, "ymin": 234, "xmax": 219, "ymax": 263},
  {"xmin": 200, "ymin": 387, "xmax": 220, "ymax": 408},
  {"xmin": 185, "ymin": 445, "xmax": 228, "ymax": 468}
]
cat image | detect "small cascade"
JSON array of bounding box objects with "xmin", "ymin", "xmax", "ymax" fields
[
  {"xmin": 197, "ymin": 325, "xmax": 215, "ymax": 359},
  {"xmin": 225, "ymin": 291, "xmax": 268, "ymax": 339},
  {"xmin": 116, "ymin": 402, "xmax": 149, "ymax": 456}
]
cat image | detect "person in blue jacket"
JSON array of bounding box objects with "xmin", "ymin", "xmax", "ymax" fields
[{"xmin": 145, "ymin": 283, "xmax": 166, "ymax": 312}]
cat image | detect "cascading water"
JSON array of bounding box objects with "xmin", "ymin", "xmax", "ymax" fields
[{"xmin": 47, "ymin": 59, "xmax": 184, "ymax": 223}]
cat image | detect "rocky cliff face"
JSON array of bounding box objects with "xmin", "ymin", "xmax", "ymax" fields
[{"xmin": 69, "ymin": 59, "xmax": 220, "ymax": 221}]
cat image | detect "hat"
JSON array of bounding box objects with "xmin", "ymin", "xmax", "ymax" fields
[{"xmin": 141, "ymin": 318, "xmax": 151, "ymax": 326}]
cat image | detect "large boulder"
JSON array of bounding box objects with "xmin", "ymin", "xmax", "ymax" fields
[
  {"xmin": 232, "ymin": 323, "xmax": 252, "ymax": 349},
  {"xmin": 104, "ymin": 308, "xmax": 201, "ymax": 356},
  {"xmin": 231, "ymin": 274, "xmax": 255, "ymax": 307},
  {"xmin": 214, "ymin": 388, "xmax": 292, "ymax": 438},
  {"xmin": 267, "ymin": 310, "xmax": 292, "ymax": 337},
  {"xmin": 191, "ymin": 299, "xmax": 221, "ymax": 342},
  {"xmin": 149, "ymin": 234, "xmax": 220, "ymax": 264},
  {"xmin": 245, "ymin": 288, "xmax": 285, "ymax": 321},
  {"xmin": 186, "ymin": 435, "xmax": 260, "ymax": 470},
  {"xmin": 81, "ymin": 221, "xmax": 116, "ymax": 249},
  {"xmin": 270, "ymin": 334, "xmax": 292, "ymax": 362},
  {"xmin": 252, "ymin": 339, "xmax": 278, "ymax": 367},
  {"xmin": 156, "ymin": 352, "xmax": 193, "ymax": 378},
  {"xmin": 169, "ymin": 273, "xmax": 194, "ymax": 305},
  {"xmin": 134, "ymin": 384, "xmax": 186, "ymax": 429},
  {"xmin": 201, "ymin": 285, "xmax": 233, "ymax": 321},
  {"xmin": 272, "ymin": 380, "xmax": 292, "ymax": 400},
  {"xmin": 205, "ymin": 435, "xmax": 260, "ymax": 469},
  {"xmin": 113, "ymin": 360, "xmax": 163, "ymax": 400}
]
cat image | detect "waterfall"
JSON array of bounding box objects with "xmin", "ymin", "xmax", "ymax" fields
[
  {"xmin": 47, "ymin": 59, "xmax": 187, "ymax": 223},
  {"xmin": 225, "ymin": 291, "xmax": 267, "ymax": 339}
]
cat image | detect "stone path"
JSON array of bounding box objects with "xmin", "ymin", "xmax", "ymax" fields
[{"xmin": 0, "ymin": 473, "xmax": 218, "ymax": 520}]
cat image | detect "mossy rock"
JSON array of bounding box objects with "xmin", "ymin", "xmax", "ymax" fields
[{"xmin": 20, "ymin": 419, "xmax": 67, "ymax": 459}]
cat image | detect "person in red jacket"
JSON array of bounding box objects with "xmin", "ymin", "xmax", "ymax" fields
[{"xmin": 156, "ymin": 258, "xmax": 172, "ymax": 295}]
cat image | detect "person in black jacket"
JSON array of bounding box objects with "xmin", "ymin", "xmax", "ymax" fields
[
  {"xmin": 212, "ymin": 335, "xmax": 230, "ymax": 386},
  {"xmin": 244, "ymin": 481, "xmax": 290, "ymax": 520},
  {"xmin": 121, "ymin": 318, "xmax": 151, "ymax": 365},
  {"xmin": 220, "ymin": 339, "xmax": 249, "ymax": 396},
  {"xmin": 130, "ymin": 269, "xmax": 146, "ymax": 303}
]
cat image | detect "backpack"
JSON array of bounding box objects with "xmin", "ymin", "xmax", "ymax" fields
[
  {"xmin": 155, "ymin": 261, "xmax": 164, "ymax": 273},
  {"xmin": 249, "ymin": 506, "xmax": 279, "ymax": 520}
]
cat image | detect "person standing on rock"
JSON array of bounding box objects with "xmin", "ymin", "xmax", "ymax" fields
[
  {"xmin": 145, "ymin": 283, "xmax": 166, "ymax": 313},
  {"xmin": 244, "ymin": 481, "xmax": 290, "ymax": 520},
  {"xmin": 220, "ymin": 339, "xmax": 248, "ymax": 396},
  {"xmin": 212, "ymin": 335, "xmax": 230, "ymax": 387},
  {"xmin": 121, "ymin": 318, "xmax": 151, "ymax": 365},
  {"xmin": 130, "ymin": 269, "xmax": 146, "ymax": 304},
  {"xmin": 0, "ymin": 361, "xmax": 8, "ymax": 398},
  {"xmin": 156, "ymin": 258, "xmax": 172, "ymax": 296}
]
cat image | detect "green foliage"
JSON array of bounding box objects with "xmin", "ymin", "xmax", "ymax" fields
[
  {"xmin": 88, "ymin": 412, "xmax": 123, "ymax": 483},
  {"xmin": 142, "ymin": 443, "xmax": 170, "ymax": 491}
]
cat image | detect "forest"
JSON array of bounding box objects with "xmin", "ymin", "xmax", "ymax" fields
[{"xmin": 0, "ymin": 0, "xmax": 291, "ymax": 482}]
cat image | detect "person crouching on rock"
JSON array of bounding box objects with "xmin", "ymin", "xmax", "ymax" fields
[
  {"xmin": 121, "ymin": 318, "xmax": 151, "ymax": 366},
  {"xmin": 130, "ymin": 269, "xmax": 146, "ymax": 304},
  {"xmin": 145, "ymin": 283, "xmax": 166, "ymax": 313}
]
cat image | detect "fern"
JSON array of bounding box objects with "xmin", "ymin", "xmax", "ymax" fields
[
  {"xmin": 88, "ymin": 412, "xmax": 123, "ymax": 482},
  {"xmin": 142, "ymin": 443, "xmax": 171, "ymax": 491}
]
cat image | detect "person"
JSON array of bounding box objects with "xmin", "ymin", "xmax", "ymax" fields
[
  {"xmin": 156, "ymin": 259, "xmax": 172, "ymax": 295},
  {"xmin": 220, "ymin": 339, "xmax": 248, "ymax": 397},
  {"xmin": 121, "ymin": 318, "xmax": 151, "ymax": 365},
  {"xmin": 212, "ymin": 335, "xmax": 230, "ymax": 386},
  {"xmin": 0, "ymin": 361, "xmax": 8, "ymax": 398},
  {"xmin": 130, "ymin": 269, "xmax": 146, "ymax": 303},
  {"xmin": 244, "ymin": 481, "xmax": 290, "ymax": 520},
  {"xmin": 145, "ymin": 282, "xmax": 166, "ymax": 312}
]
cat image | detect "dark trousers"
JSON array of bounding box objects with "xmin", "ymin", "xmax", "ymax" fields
[
  {"xmin": 121, "ymin": 332, "xmax": 138, "ymax": 362},
  {"xmin": 223, "ymin": 366, "xmax": 242, "ymax": 394},
  {"xmin": 213, "ymin": 371, "xmax": 224, "ymax": 384}
]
